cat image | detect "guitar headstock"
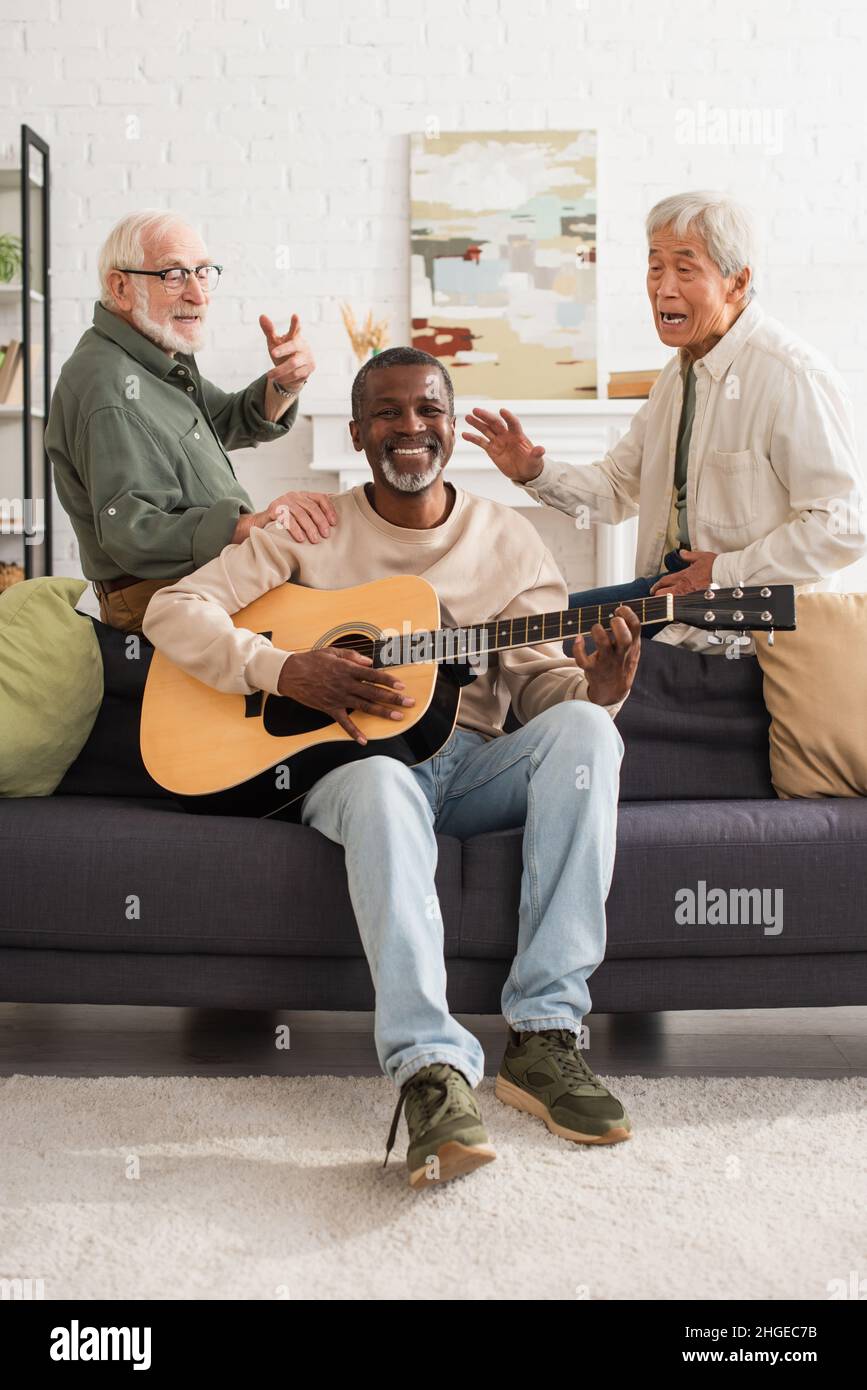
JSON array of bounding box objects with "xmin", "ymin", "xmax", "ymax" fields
[{"xmin": 672, "ymin": 584, "xmax": 796, "ymax": 632}]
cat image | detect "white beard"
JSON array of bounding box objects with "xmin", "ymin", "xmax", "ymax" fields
[
  {"xmin": 379, "ymin": 451, "xmax": 445, "ymax": 493},
  {"xmin": 129, "ymin": 284, "xmax": 206, "ymax": 355}
]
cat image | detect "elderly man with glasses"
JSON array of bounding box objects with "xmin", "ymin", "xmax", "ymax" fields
[
  {"xmin": 464, "ymin": 190, "xmax": 866, "ymax": 656},
  {"xmin": 46, "ymin": 210, "xmax": 336, "ymax": 633}
]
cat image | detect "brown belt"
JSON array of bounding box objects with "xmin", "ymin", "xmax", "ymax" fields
[{"xmin": 94, "ymin": 574, "xmax": 143, "ymax": 595}]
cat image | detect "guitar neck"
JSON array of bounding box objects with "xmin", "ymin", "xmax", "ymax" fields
[
  {"xmin": 443, "ymin": 594, "xmax": 674, "ymax": 654},
  {"xmin": 371, "ymin": 594, "xmax": 675, "ymax": 667}
]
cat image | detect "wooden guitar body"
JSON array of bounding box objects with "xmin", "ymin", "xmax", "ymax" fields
[{"xmin": 140, "ymin": 575, "xmax": 461, "ymax": 820}]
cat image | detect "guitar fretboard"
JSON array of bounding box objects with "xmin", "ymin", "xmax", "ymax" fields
[{"xmin": 368, "ymin": 594, "xmax": 674, "ymax": 667}]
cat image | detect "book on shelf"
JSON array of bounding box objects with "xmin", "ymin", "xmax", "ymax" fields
[
  {"xmin": 0, "ymin": 339, "xmax": 41, "ymax": 405},
  {"xmin": 607, "ymin": 368, "xmax": 662, "ymax": 399},
  {"xmin": 0, "ymin": 339, "xmax": 20, "ymax": 402}
]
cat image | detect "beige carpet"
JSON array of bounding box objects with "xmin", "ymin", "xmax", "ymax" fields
[{"xmin": 2, "ymin": 1073, "xmax": 865, "ymax": 1300}]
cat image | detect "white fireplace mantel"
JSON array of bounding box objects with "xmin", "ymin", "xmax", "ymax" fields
[{"xmin": 302, "ymin": 398, "xmax": 643, "ymax": 585}]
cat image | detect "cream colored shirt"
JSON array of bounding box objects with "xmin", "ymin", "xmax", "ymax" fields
[
  {"xmin": 141, "ymin": 480, "xmax": 628, "ymax": 741},
  {"xmin": 512, "ymin": 298, "xmax": 867, "ymax": 652}
]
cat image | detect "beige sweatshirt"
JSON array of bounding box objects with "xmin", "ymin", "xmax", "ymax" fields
[{"xmin": 141, "ymin": 480, "xmax": 628, "ymax": 740}]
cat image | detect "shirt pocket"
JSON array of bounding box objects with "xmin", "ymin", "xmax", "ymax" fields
[
  {"xmin": 177, "ymin": 419, "xmax": 232, "ymax": 502},
  {"xmin": 695, "ymin": 448, "xmax": 758, "ymax": 532}
]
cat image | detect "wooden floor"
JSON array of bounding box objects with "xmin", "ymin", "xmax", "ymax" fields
[{"xmin": 1, "ymin": 1004, "xmax": 865, "ymax": 1079}]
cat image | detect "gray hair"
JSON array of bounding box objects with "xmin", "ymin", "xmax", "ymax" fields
[
  {"xmin": 97, "ymin": 210, "xmax": 192, "ymax": 310},
  {"xmin": 646, "ymin": 191, "xmax": 757, "ymax": 299},
  {"xmin": 351, "ymin": 346, "xmax": 454, "ymax": 421}
]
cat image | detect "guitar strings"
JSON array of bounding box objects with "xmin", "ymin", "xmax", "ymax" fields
[
  {"xmin": 284, "ymin": 597, "xmax": 677, "ymax": 657},
  {"xmin": 273, "ymin": 589, "xmax": 776, "ymax": 660}
]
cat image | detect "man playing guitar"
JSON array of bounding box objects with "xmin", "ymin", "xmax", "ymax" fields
[{"xmin": 143, "ymin": 347, "xmax": 641, "ymax": 1190}]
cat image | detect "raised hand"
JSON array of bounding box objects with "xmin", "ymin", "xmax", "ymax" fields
[
  {"xmin": 461, "ymin": 406, "xmax": 546, "ymax": 482},
  {"xmin": 259, "ymin": 312, "xmax": 315, "ymax": 401}
]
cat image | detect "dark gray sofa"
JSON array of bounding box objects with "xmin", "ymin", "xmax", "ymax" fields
[{"xmin": 2, "ymin": 621, "xmax": 865, "ymax": 1013}]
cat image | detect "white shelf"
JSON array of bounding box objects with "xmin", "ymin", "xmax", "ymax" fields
[
  {"xmin": 0, "ymin": 167, "xmax": 44, "ymax": 190},
  {"xmin": 0, "ymin": 405, "xmax": 44, "ymax": 418},
  {"xmin": 0, "ymin": 285, "xmax": 45, "ymax": 302}
]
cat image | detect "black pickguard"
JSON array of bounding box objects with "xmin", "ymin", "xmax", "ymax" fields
[{"xmin": 175, "ymin": 665, "xmax": 464, "ymax": 822}]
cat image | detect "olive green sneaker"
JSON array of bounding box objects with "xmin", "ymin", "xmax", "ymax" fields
[
  {"xmin": 383, "ymin": 1062, "xmax": 497, "ymax": 1190},
  {"xmin": 496, "ymin": 1027, "xmax": 632, "ymax": 1144}
]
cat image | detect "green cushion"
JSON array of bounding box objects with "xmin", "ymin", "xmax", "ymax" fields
[{"xmin": 0, "ymin": 577, "xmax": 103, "ymax": 797}]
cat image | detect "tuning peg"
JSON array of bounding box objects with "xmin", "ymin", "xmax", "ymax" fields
[{"xmin": 767, "ymin": 629, "xmax": 775, "ymax": 647}]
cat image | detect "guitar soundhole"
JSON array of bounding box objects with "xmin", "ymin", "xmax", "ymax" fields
[{"xmin": 262, "ymin": 630, "xmax": 375, "ymax": 737}]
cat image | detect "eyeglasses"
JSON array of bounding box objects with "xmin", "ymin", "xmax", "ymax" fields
[{"xmin": 116, "ymin": 265, "xmax": 223, "ymax": 294}]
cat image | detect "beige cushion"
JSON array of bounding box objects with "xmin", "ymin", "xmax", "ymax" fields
[{"xmin": 754, "ymin": 591, "xmax": 867, "ymax": 798}]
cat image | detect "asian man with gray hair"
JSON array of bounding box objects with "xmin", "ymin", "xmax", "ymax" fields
[{"xmin": 464, "ymin": 190, "xmax": 866, "ymax": 655}]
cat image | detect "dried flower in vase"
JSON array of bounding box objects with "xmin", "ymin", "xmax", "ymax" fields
[{"xmin": 340, "ymin": 303, "xmax": 389, "ymax": 365}]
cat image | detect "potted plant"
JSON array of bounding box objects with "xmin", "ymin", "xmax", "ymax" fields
[{"xmin": 0, "ymin": 233, "xmax": 23, "ymax": 285}]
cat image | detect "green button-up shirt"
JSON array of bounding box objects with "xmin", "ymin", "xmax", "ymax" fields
[{"xmin": 45, "ymin": 301, "xmax": 299, "ymax": 580}]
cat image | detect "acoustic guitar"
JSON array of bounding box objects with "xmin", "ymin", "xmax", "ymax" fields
[{"xmin": 139, "ymin": 576, "xmax": 796, "ymax": 820}]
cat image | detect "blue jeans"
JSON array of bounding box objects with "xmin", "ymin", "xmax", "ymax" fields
[
  {"xmin": 564, "ymin": 548, "xmax": 691, "ymax": 655},
  {"xmin": 299, "ymin": 700, "xmax": 624, "ymax": 1091}
]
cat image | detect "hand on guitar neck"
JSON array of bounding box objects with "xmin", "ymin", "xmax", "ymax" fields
[
  {"xmin": 277, "ymin": 647, "xmax": 416, "ymax": 746},
  {"xmin": 274, "ymin": 599, "xmax": 642, "ymax": 747},
  {"xmin": 573, "ymin": 604, "xmax": 642, "ymax": 707}
]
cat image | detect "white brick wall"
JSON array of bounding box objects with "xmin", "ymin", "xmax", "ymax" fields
[{"xmin": 1, "ymin": 0, "xmax": 865, "ymax": 591}]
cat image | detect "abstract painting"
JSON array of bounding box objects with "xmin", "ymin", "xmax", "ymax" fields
[{"xmin": 410, "ymin": 130, "xmax": 597, "ymax": 399}]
